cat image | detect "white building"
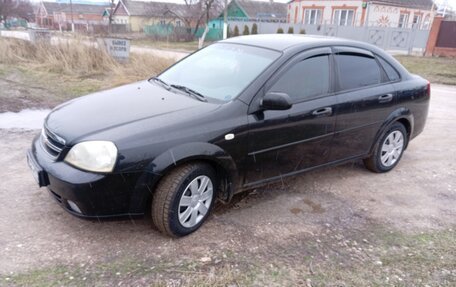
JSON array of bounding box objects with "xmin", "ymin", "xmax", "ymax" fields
[{"xmin": 287, "ymin": 0, "xmax": 435, "ymax": 29}]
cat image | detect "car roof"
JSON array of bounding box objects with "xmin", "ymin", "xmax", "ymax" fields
[
  {"xmin": 221, "ymin": 34, "xmax": 368, "ymax": 52},
  {"xmin": 220, "ymin": 34, "xmax": 409, "ymax": 76}
]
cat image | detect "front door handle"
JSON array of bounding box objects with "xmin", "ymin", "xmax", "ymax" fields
[
  {"xmin": 312, "ymin": 107, "xmax": 332, "ymax": 117},
  {"xmin": 378, "ymin": 94, "xmax": 393, "ymax": 103}
]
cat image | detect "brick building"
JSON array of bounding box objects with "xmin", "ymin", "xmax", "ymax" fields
[{"xmin": 36, "ymin": 1, "xmax": 111, "ymax": 31}]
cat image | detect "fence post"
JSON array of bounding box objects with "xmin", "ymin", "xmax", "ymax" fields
[
  {"xmin": 408, "ymin": 27, "xmax": 417, "ymax": 55},
  {"xmin": 425, "ymin": 16, "xmax": 443, "ymax": 56}
]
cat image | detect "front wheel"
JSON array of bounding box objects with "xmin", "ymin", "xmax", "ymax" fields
[
  {"xmin": 364, "ymin": 122, "xmax": 408, "ymax": 173},
  {"xmin": 152, "ymin": 162, "xmax": 217, "ymax": 237}
]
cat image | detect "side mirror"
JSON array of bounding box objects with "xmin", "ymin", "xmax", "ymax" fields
[{"xmin": 260, "ymin": 92, "xmax": 292, "ymax": 111}]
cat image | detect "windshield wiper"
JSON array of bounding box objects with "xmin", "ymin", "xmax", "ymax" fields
[
  {"xmin": 149, "ymin": 77, "xmax": 170, "ymax": 90},
  {"xmin": 170, "ymin": 84, "xmax": 207, "ymax": 102}
]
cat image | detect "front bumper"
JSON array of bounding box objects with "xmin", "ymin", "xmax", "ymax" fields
[{"xmin": 28, "ymin": 134, "xmax": 146, "ymax": 218}]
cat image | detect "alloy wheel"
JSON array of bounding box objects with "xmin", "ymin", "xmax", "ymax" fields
[
  {"xmin": 178, "ymin": 175, "xmax": 213, "ymax": 228},
  {"xmin": 380, "ymin": 130, "xmax": 404, "ymax": 167}
]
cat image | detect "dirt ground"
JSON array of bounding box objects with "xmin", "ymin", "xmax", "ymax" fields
[
  {"xmin": 0, "ymin": 85, "xmax": 455, "ymax": 286},
  {"xmin": 0, "ymin": 75, "xmax": 58, "ymax": 113}
]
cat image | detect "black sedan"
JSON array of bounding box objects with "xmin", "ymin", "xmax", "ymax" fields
[{"xmin": 27, "ymin": 35, "xmax": 430, "ymax": 237}]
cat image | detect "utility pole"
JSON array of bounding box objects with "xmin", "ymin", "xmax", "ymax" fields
[
  {"xmin": 223, "ymin": 0, "xmax": 228, "ymax": 39},
  {"xmin": 70, "ymin": 0, "xmax": 75, "ymax": 32},
  {"xmin": 109, "ymin": 0, "xmax": 115, "ymax": 34}
]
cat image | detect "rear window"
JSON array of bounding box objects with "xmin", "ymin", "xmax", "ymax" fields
[{"xmin": 335, "ymin": 53, "xmax": 381, "ymax": 91}]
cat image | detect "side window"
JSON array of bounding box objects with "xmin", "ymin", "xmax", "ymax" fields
[
  {"xmin": 269, "ymin": 55, "xmax": 330, "ymax": 102},
  {"xmin": 377, "ymin": 56, "xmax": 400, "ymax": 82},
  {"xmin": 335, "ymin": 53, "xmax": 381, "ymax": 91}
]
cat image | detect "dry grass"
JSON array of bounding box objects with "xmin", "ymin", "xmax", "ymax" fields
[
  {"xmin": 0, "ymin": 37, "xmax": 174, "ymax": 110},
  {"xmin": 131, "ymin": 39, "xmax": 205, "ymax": 52},
  {"xmin": 0, "ymin": 37, "xmax": 173, "ymax": 86}
]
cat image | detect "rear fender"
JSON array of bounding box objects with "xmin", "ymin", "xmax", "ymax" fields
[{"xmin": 369, "ymin": 108, "xmax": 414, "ymax": 155}]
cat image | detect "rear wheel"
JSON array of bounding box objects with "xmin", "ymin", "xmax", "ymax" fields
[
  {"xmin": 364, "ymin": 122, "xmax": 407, "ymax": 173},
  {"xmin": 152, "ymin": 162, "xmax": 216, "ymax": 237}
]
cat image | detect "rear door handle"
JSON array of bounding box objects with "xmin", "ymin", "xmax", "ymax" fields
[
  {"xmin": 378, "ymin": 94, "xmax": 393, "ymax": 103},
  {"xmin": 312, "ymin": 107, "xmax": 332, "ymax": 117}
]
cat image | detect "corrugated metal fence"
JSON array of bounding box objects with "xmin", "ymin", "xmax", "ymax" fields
[
  {"xmin": 144, "ymin": 24, "xmax": 222, "ymax": 41},
  {"xmin": 228, "ymin": 21, "xmax": 431, "ymax": 54}
]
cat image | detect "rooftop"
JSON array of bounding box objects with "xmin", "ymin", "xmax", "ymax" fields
[
  {"xmin": 372, "ymin": 0, "xmax": 435, "ymax": 10},
  {"xmin": 235, "ymin": 0, "xmax": 287, "ymax": 19},
  {"xmin": 117, "ymin": 0, "xmax": 195, "ymax": 18},
  {"xmin": 42, "ymin": 1, "xmax": 111, "ymax": 15}
]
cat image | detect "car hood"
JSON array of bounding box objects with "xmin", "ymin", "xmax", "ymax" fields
[{"xmin": 45, "ymin": 80, "xmax": 218, "ymax": 144}]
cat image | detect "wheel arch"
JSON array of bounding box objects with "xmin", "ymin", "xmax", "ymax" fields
[
  {"xmin": 369, "ymin": 108, "xmax": 414, "ymax": 155},
  {"xmin": 131, "ymin": 142, "xmax": 239, "ymax": 213}
]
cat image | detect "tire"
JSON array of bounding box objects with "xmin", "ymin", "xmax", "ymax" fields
[
  {"xmin": 152, "ymin": 162, "xmax": 217, "ymax": 237},
  {"xmin": 364, "ymin": 122, "xmax": 408, "ymax": 173}
]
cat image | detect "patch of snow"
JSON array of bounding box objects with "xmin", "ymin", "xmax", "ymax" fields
[{"xmin": 0, "ymin": 109, "xmax": 50, "ymax": 130}]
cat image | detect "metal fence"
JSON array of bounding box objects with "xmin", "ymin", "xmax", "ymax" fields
[
  {"xmin": 144, "ymin": 24, "xmax": 222, "ymax": 41},
  {"xmin": 228, "ymin": 21, "xmax": 431, "ymax": 54}
]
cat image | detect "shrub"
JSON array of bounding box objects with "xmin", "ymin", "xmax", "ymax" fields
[
  {"xmin": 299, "ymin": 29, "xmax": 306, "ymax": 34},
  {"xmin": 243, "ymin": 25, "xmax": 250, "ymax": 35},
  {"xmin": 277, "ymin": 27, "xmax": 284, "ymax": 33},
  {"xmin": 251, "ymin": 23, "xmax": 258, "ymax": 34},
  {"xmin": 287, "ymin": 27, "xmax": 294, "ymax": 34},
  {"xmin": 233, "ymin": 25, "xmax": 240, "ymax": 37}
]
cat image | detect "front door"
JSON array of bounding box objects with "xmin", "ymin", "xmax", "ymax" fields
[{"xmin": 244, "ymin": 48, "xmax": 337, "ymax": 186}]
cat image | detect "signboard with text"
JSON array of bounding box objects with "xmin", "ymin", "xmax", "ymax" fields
[{"xmin": 98, "ymin": 37, "xmax": 130, "ymax": 60}]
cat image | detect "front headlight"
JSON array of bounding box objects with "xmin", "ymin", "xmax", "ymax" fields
[{"xmin": 64, "ymin": 141, "xmax": 118, "ymax": 173}]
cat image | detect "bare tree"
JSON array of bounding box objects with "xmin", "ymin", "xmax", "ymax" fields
[
  {"xmin": 178, "ymin": 0, "xmax": 223, "ymax": 47},
  {"xmin": 0, "ymin": 0, "xmax": 33, "ymax": 22}
]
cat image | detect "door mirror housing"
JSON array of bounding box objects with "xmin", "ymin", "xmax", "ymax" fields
[{"xmin": 260, "ymin": 92, "xmax": 292, "ymax": 111}]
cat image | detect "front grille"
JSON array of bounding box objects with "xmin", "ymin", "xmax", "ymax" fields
[{"xmin": 41, "ymin": 126, "xmax": 65, "ymax": 159}]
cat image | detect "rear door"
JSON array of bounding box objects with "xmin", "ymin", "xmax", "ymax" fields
[
  {"xmin": 330, "ymin": 47, "xmax": 399, "ymax": 161},
  {"xmin": 244, "ymin": 48, "xmax": 337, "ymax": 186}
]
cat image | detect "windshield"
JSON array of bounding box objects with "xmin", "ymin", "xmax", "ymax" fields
[{"xmin": 158, "ymin": 43, "xmax": 281, "ymax": 102}]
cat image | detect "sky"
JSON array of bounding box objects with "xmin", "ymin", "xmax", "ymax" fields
[{"xmin": 29, "ymin": 0, "xmax": 456, "ymax": 10}]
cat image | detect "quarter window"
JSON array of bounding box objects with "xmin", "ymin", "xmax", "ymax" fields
[
  {"xmin": 377, "ymin": 56, "xmax": 400, "ymax": 82},
  {"xmin": 335, "ymin": 53, "xmax": 381, "ymax": 91},
  {"xmin": 269, "ymin": 55, "xmax": 330, "ymax": 102}
]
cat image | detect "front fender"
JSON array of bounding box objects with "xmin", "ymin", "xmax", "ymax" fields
[{"xmin": 129, "ymin": 142, "xmax": 239, "ymax": 212}]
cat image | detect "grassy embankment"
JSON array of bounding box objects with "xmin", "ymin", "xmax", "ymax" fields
[
  {"xmin": 0, "ymin": 37, "xmax": 173, "ymax": 110},
  {"xmin": 131, "ymin": 39, "xmax": 203, "ymax": 52},
  {"xmin": 395, "ymin": 55, "xmax": 456, "ymax": 86}
]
